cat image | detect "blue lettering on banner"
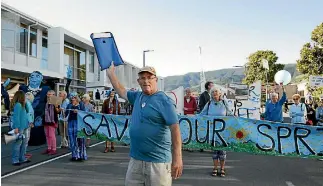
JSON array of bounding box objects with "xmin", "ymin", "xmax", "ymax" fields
[{"xmin": 77, "ymin": 111, "xmax": 323, "ymax": 158}]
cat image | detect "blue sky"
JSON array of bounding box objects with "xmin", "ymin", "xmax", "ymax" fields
[{"xmin": 4, "ymin": 0, "xmax": 323, "ymax": 77}]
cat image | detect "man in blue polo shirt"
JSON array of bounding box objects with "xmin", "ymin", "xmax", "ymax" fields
[
  {"xmin": 107, "ymin": 62, "xmax": 183, "ymax": 185},
  {"xmin": 265, "ymin": 86, "xmax": 287, "ymax": 122}
]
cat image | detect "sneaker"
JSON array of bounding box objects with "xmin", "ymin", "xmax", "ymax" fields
[
  {"xmin": 12, "ymin": 162, "xmax": 21, "ymax": 166},
  {"xmin": 48, "ymin": 150, "xmax": 57, "ymax": 155},
  {"xmin": 42, "ymin": 149, "xmax": 50, "ymax": 154}
]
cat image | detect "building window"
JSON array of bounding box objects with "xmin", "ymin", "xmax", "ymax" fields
[
  {"xmin": 41, "ymin": 32, "xmax": 48, "ymax": 69},
  {"xmin": 89, "ymin": 52, "xmax": 95, "ymax": 73},
  {"xmin": 63, "ymin": 43, "xmax": 86, "ymax": 85},
  {"xmin": 19, "ymin": 24, "xmax": 27, "ymax": 54},
  {"xmin": 30, "ymin": 28, "xmax": 37, "ymax": 57},
  {"xmin": 18, "ymin": 23, "xmax": 37, "ymax": 57},
  {"xmin": 76, "ymin": 48, "xmax": 86, "ymax": 82},
  {"xmin": 1, "ymin": 12, "xmax": 15, "ymax": 50},
  {"xmin": 64, "ymin": 46, "xmax": 74, "ymax": 78}
]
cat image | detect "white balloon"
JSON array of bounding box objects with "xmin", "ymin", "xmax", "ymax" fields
[{"xmin": 274, "ymin": 70, "xmax": 291, "ymax": 85}]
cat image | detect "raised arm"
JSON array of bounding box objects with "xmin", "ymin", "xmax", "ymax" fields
[
  {"xmin": 106, "ymin": 62, "xmax": 127, "ymax": 100},
  {"xmin": 278, "ymin": 87, "xmax": 287, "ymax": 106}
]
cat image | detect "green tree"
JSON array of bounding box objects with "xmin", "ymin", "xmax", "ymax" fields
[
  {"xmin": 296, "ymin": 22, "xmax": 323, "ymax": 75},
  {"xmin": 296, "ymin": 23, "xmax": 323, "ymax": 98},
  {"xmin": 243, "ymin": 50, "xmax": 285, "ymax": 85}
]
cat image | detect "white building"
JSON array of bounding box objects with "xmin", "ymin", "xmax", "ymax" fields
[{"xmin": 1, "ymin": 3, "xmax": 164, "ymax": 96}]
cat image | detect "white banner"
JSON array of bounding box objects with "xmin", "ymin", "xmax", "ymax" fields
[
  {"xmin": 165, "ymin": 86, "xmax": 184, "ymax": 115},
  {"xmin": 309, "ymin": 75, "xmax": 323, "ymax": 87},
  {"xmin": 225, "ymin": 81, "xmax": 262, "ymax": 120}
]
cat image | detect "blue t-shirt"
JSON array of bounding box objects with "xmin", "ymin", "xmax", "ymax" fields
[
  {"xmin": 127, "ymin": 91, "xmax": 178, "ymax": 163},
  {"xmin": 265, "ymin": 92, "xmax": 286, "ymax": 122}
]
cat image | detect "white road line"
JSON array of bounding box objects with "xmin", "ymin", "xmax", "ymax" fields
[
  {"xmin": 1, "ymin": 141, "xmax": 105, "ymax": 179},
  {"xmin": 286, "ymin": 181, "xmax": 295, "ymax": 186}
]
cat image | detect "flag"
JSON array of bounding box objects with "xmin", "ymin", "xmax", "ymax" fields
[{"xmin": 262, "ymin": 59, "xmax": 269, "ymax": 70}]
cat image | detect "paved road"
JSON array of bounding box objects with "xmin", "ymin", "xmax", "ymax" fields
[{"xmin": 1, "ymin": 143, "xmax": 323, "ymax": 186}]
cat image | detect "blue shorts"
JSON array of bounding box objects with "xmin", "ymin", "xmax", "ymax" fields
[{"xmin": 212, "ymin": 150, "xmax": 226, "ymax": 161}]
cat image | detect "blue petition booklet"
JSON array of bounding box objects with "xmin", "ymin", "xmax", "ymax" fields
[{"xmin": 90, "ymin": 32, "xmax": 124, "ymax": 70}]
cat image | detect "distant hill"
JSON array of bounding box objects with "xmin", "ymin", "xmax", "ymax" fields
[{"xmin": 164, "ymin": 63, "xmax": 300, "ymax": 91}]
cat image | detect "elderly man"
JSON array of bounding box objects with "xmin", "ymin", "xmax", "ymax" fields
[
  {"xmin": 264, "ymin": 86, "xmax": 286, "ymax": 122},
  {"xmin": 107, "ymin": 62, "xmax": 183, "ymax": 186},
  {"xmin": 58, "ymin": 91, "xmax": 70, "ymax": 148},
  {"xmin": 184, "ymin": 88, "xmax": 197, "ymax": 115}
]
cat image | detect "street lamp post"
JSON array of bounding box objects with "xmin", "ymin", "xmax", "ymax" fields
[{"xmin": 143, "ymin": 50, "xmax": 154, "ymax": 67}]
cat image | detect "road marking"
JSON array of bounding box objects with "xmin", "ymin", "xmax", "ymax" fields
[
  {"xmin": 1, "ymin": 141, "xmax": 105, "ymax": 179},
  {"xmin": 180, "ymin": 175, "xmax": 239, "ymax": 181},
  {"xmin": 286, "ymin": 181, "xmax": 295, "ymax": 186}
]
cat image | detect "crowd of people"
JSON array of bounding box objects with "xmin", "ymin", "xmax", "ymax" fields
[
  {"xmin": 7, "ymin": 85, "xmax": 131, "ymax": 165},
  {"xmin": 183, "ymin": 81, "xmax": 323, "ymax": 177},
  {"xmin": 3, "ymin": 64, "xmax": 322, "ymax": 185}
]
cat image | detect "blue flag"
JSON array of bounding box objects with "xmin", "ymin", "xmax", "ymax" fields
[{"xmin": 90, "ymin": 32, "xmax": 124, "ymax": 70}]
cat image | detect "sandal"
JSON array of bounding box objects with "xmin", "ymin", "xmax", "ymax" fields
[
  {"xmin": 212, "ymin": 169, "xmax": 218, "ymax": 176},
  {"xmin": 104, "ymin": 147, "xmax": 109, "ymax": 153},
  {"xmin": 220, "ymin": 169, "xmax": 226, "ymax": 177}
]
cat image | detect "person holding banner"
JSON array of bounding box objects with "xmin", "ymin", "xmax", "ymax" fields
[
  {"xmin": 289, "ymin": 94, "xmax": 307, "ymax": 124},
  {"xmin": 82, "ymin": 94, "xmax": 94, "ymax": 147},
  {"xmin": 199, "ymin": 87, "xmax": 233, "ymax": 177},
  {"xmin": 316, "ymin": 98, "xmax": 323, "ymax": 126},
  {"xmin": 305, "ymin": 100, "xmax": 317, "ymax": 125},
  {"xmin": 65, "ymin": 93, "xmax": 87, "ymax": 161},
  {"xmin": 107, "ymin": 62, "xmax": 183, "ymax": 185},
  {"xmin": 184, "ymin": 88, "xmax": 197, "ymax": 115},
  {"xmin": 58, "ymin": 91, "xmax": 70, "ymax": 149},
  {"xmin": 264, "ymin": 86, "xmax": 286, "ymax": 122},
  {"xmin": 102, "ymin": 90, "xmax": 120, "ymax": 153}
]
